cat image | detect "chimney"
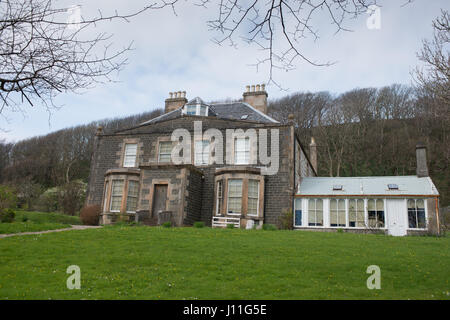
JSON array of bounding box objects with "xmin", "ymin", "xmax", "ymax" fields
[
  {"xmin": 243, "ymin": 83, "xmax": 268, "ymax": 114},
  {"xmin": 416, "ymin": 143, "xmax": 429, "ymax": 177},
  {"xmin": 165, "ymin": 91, "xmax": 187, "ymax": 113},
  {"xmin": 309, "ymin": 137, "xmax": 317, "ymax": 174}
]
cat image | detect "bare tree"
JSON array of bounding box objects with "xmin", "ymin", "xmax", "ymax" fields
[
  {"xmin": 0, "ymin": 0, "xmax": 157, "ymax": 114},
  {"xmin": 414, "ymin": 9, "xmax": 450, "ymax": 105}
]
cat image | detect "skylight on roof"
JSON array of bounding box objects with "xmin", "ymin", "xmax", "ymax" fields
[
  {"xmin": 332, "ymin": 185, "xmax": 343, "ymax": 191},
  {"xmin": 388, "ymin": 184, "xmax": 399, "ymax": 190},
  {"xmin": 241, "ymin": 114, "xmax": 248, "ymax": 120}
]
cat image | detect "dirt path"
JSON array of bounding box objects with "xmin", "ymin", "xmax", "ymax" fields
[{"xmin": 0, "ymin": 225, "xmax": 102, "ymax": 238}]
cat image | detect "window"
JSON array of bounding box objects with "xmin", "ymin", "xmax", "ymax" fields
[
  {"xmin": 308, "ymin": 199, "xmax": 323, "ymax": 226},
  {"xmin": 227, "ymin": 179, "xmax": 242, "ymax": 214},
  {"xmin": 186, "ymin": 105, "xmax": 197, "ymax": 115},
  {"xmin": 126, "ymin": 181, "xmax": 139, "ymax": 213},
  {"xmin": 216, "ymin": 181, "xmax": 223, "ymax": 215},
  {"xmin": 349, "ymin": 199, "xmax": 365, "ymax": 227},
  {"xmin": 103, "ymin": 181, "xmax": 109, "ymax": 211},
  {"xmin": 110, "ymin": 180, "xmax": 124, "ymax": 212},
  {"xmin": 247, "ymin": 180, "xmax": 259, "ymax": 216},
  {"xmin": 234, "ymin": 137, "xmax": 250, "ymax": 164},
  {"xmin": 388, "ymin": 184, "xmax": 399, "ymax": 190},
  {"xmin": 195, "ymin": 140, "xmax": 210, "ymax": 165},
  {"xmin": 200, "ymin": 105, "xmax": 207, "ymax": 116},
  {"xmin": 158, "ymin": 141, "xmax": 172, "ymax": 163},
  {"xmin": 294, "ymin": 198, "xmax": 302, "ymax": 226},
  {"xmin": 408, "ymin": 199, "xmax": 426, "ymax": 229},
  {"xmin": 368, "ymin": 199, "xmax": 385, "ymax": 228},
  {"xmin": 330, "ymin": 199, "xmax": 346, "ymax": 227},
  {"xmin": 123, "ymin": 144, "xmax": 137, "ymax": 167}
]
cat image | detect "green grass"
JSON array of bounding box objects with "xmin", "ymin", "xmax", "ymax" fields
[
  {"xmin": 0, "ymin": 226, "xmax": 449, "ymax": 299},
  {"xmin": 14, "ymin": 210, "xmax": 81, "ymax": 225},
  {"xmin": 0, "ymin": 210, "xmax": 81, "ymax": 234}
]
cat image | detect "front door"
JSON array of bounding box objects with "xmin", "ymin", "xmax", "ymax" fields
[
  {"xmin": 152, "ymin": 184, "xmax": 168, "ymax": 217},
  {"xmin": 387, "ymin": 199, "xmax": 407, "ymax": 236}
]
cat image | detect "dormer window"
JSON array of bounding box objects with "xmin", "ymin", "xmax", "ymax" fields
[{"xmin": 183, "ymin": 97, "xmax": 209, "ymax": 116}]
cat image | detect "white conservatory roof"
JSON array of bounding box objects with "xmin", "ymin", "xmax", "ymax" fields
[{"xmin": 298, "ymin": 176, "xmax": 439, "ymax": 196}]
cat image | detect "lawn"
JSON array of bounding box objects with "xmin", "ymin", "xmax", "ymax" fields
[
  {"xmin": 0, "ymin": 210, "xmax": 81, "ymax": 234},
  {"xmin": 0, "ymin": 226, "xmax": 448, "ymax": 300}
]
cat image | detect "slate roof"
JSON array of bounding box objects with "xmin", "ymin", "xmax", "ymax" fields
[
  {"xmin": 298, "ymin": 176, "xmax": 439, "ymax": 196},
  {"xmin": 140, "ymin": 100, "xmax": 278, "ymax": 126}
]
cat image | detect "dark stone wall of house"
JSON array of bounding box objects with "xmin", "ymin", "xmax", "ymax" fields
[
  {"xmin": 86, "ymin": 116, "xmax": 296, "ymax": 227},
  {"xmin": 184, "ymin": 169, "xmax": 204, "ymax": 225}
]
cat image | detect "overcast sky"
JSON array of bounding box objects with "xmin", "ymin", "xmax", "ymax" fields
[{"xmin": 0, "ymin": 0, "xmax": 448, "ymax": 142}]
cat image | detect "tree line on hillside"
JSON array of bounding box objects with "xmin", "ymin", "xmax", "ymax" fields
[
  {"xmin": 0, "ymin": 109, "xmax": 162, "ymax": 214},
  {"xmin": 268, "ymin": 84, "xmax": 449, "ymax": 206}
]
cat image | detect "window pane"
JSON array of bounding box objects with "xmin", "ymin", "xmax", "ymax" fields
[
  {"xmin": 376, "ymin": 199, "xmax": 384, "ymax": 211},
  {"xmin": 408, "ymin": 208, "xmax": 417, "ymax": 228},
  {"xmin": 126, "ymin": 180, "xmax": 139, "ymax": 212},
  {"xmin": 338, "ymin": 199, "xmax": 345, "ymax": 210},
  {"xmin": 330, "ymin": 199, "xmax": 337, "ymax": 210},
  {"xmin": 417, "ymin": 208, "xmax": 426, "ymax": 228},
  {"xmin": 159, "ymin": 142, "xmax": 172, "ymax": 162},
  {"xmin": 417, "ymin": 199, "xmax": 425, "ymax": 209},
  {"xmin": 235, "ymin": 138, "xmax": 250, "ymax": 164},
  {"xmin": 368, "ymin": 199, "xmax": 375, "ymax": 211},
  {"xmin": 316, "ymin": 199, "xmax": 323, "ymax": 210},
  {"xmin": 195, "ymin": 140, "xmax": 210, "ymax": 165},
  {"xmin": 227, "ymin": 180, "xmax": 242, "ymax": 214},
  {"xmin": 308, "ymin": 200, "xmax": 315, "ymax": 210},
  {"xmin": 407, "ymin": 199, "xmax": 415, "ymax": 209},
  {"xmin": 110, "ymin": 180, "xmax": 124, "ymax": 211},
  {"xmin": 124, "ymin": 144, "xmax": 137, "ymax": 167}
]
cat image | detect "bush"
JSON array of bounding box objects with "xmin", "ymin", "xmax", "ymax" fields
[
  {"xmin": 262, "ymin": 224, "xmax": 277, "ymax": 231},
  {"xmin": 226, "ymin": 223, "xmax": 235, "ymax": 229},
  {"xmin": 80, "ymin": 205, "xmax": 101, "ymax": 226},
  {"xmin": 0, "ymin": 185, "xmax": 17, "ymax": 212},
  {"xmin": 21, "ymin": 214, "xmax": 28, "ymax": 222},
  {"xmin": 162, "ymin": 221, "xmax": 172, "ymax": 228},
  {"xmin": 193, "ymin": 221, "xmax": 205, "ymax": 228},
  {"xmin": 279, "ymin": 209, "xmax": 293, "ymax": 230},
  {"xmin": 0, "ymin": 209, "xmax": 16, "ymax": 223}
]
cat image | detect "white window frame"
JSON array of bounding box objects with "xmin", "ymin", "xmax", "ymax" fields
[
  {"xmin": 194, "ymin": 140, "xmax": 210, "ymax": 166},
  {"xmin": 308, "ymin": 198, "xmax": 324, "ymax": 227},
  {"xmin": 234, "ymin": 137, "xmax": 250, "ymax": 165},
  {"xmin": 348, "ymin": 198, "xmax": 366, "ymax": 228},
  {"xmin": 158, "ymin": 141, "xmax": 172, "ymax": 163},
  {"xmin": 227, "ymin": 179, "xmax": 243, "ymax": 215},
  {"xmin": 294, "ymin": 198, "xmax": 302, "ymax": 227},
  {"xmin": 247, "ymin": 180, "xmax": 259, "ymax": 217},
  {"xmin": 216, "ymin": 180, "xmax": 223, "ymax": 216},
  {"xmin": 183, "ymin": 104, "xmax": 209, "ymax": 116},
  {"xmin": 110, "ymin": 179, "xmax": 124, "ymax": 212},
  {"xmin": 329, "ymin": 198, "xmax": 346, "ymax": 227},
  {"xmin": 407, "ymin": 198, "xmax": 427, "ymax": 230},
  {"xmin": 123, "ymin": 143, "xmax": 138, "ymax": 167},
  {"xmin": 367, "ymin": 198, "xmax": 386, "ymax": 229},
  {"xmin": 126, "ymin": 180, "xmax": 139, "ymax": 213}
]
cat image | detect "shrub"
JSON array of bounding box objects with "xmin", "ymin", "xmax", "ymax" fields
[
  {"xmin": 0, "ymin": 209, "xmax": 16, "ymax": 223},
  {"xmin": 226, "ymin": 223, "xmax": 235, "ymax": 229},
  {"xmin": 0, "ymin": 185, "xmax": 17, "ymax": 212},
  {"xmin": 162, "ymin": 221, "xmax": 172, "ymax": 228},
  {"xmin": 262, "ymin": 224, "xmax": 277, "ymax": 231},
  {"xmin": 21, "ymin": 214, "xmax": 29, "ymax": 222},
  {"xmin": 337, "ymin": 228, "xmax": 344, "ymax": 234},
  {"xmin": 193, "ymin": 221, "xmax": 205, "ymax": 228},
  {"xmin": 279, "ymin": 209, "xmax": 293, "ymax": 230},
  {"xmin": 80, "ymin": 205, "xmax": 101, "ymax": 226}
]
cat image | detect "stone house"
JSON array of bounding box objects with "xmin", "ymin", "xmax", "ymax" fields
[
  {"xmin": 86, "ymin": 85, "xmax": 440, "ymax": 235},
  {"xmin": 86, "ymin": 85, "xmax": 316, "ymax": 229}
]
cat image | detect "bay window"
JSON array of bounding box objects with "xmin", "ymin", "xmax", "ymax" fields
[
  {"xmin": 110, "ymin": 180, "xmax": 124, "ymax": 212},
  {"xmin": 247, "ymin": 180, "xmax": 259, "ymax": 216}
]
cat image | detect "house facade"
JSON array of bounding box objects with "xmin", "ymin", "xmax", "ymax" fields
[
  {"xmin": 86, "ymin": 85, "xmax": 441, "ymax": 235},
  {"xmin": 86, "ymin": 85, "xmax": 316, "ymax": 229}
]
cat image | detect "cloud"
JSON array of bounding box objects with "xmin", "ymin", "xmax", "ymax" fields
[{"xmin": 0, "ymin": 0, "xmax": 447, "ymax": 142}]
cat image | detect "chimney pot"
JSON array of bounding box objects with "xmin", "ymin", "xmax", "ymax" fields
[
  {"xmin": 251, "ymin": 85, "xmax": 255, "ymax": 92},
  {"xmin": 261, "ymin": 84, "xmax": 266, "ymax": 91},
  {"xmin": 246, "ymin": 85, "xmax": 250, "ymax": 93},
  {"xmin": 256, "ymin": 84, "xmax": 260, "ymax": 92},
  {"xmin": 169, "ymin": 92, "xmax": 173, "ymax": 99}
]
